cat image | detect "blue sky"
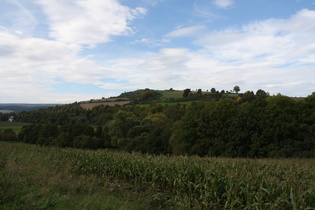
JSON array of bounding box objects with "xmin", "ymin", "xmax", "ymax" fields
[{"xmin": 1, "ymin": 0, "xmax": 315, "ymax": 103}]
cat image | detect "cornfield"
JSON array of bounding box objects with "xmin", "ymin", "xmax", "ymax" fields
[{"xmin": 1, "ymin": 142, "xmax": 314, "ymax": 209}]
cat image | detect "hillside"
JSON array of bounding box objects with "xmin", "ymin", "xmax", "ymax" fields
[
  {"xmin": 79, "ymin": 88, "xmax": 240, "ymax": 109},
  {"xmin": 3, "ymin": 89, "xmax": 313, "ymax": 158}
]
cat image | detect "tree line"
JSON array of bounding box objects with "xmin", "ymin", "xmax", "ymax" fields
[{"xmin": 2, "ymin": 91, "xmax": 314, "ymax": 158}]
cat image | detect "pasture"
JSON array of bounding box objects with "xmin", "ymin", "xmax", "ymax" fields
[
  {"xmin": 80, "ymin": 101, "xmax": 131, "ymax": 109},
  {"xmin": 0, "ymin": 122, "xmax": 31, "ymax": 134},
  {"xmin": 161, "ymin": 90, "xmax": 184, "ymax": 100},
  {"xmin": 158, "ymin": 101, "xmax": 194, "ymax": 106},
  {"xmin": 135, "ymin": 101, "xmax": 194, "ymax": 108}
]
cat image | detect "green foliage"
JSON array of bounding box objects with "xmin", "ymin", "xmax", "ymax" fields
[
  {"xmin": 240, "ymin": 90, "xmax": 256, "ymax": 102},
  {"xmin": 256, "ymin": 89, "xmax": 270, "ymax": 97},
  {"xmin": 119, "ymin": 89, "xmax": 162, "ymax": 104},
  {"xmin": 233, "ymin": 85, "xmax": 240, "ymax": 93},
  {"xmin": 10, "ymin": 90, "xmax": 315, "ymax": 158},
  {"xmin": 52, "ymin": 132, "xmax": 72, "ymax": 148},
  {"xmin": 73, "ymin": 135, "xmax": 102, "ymax": 150},
  {"xmin": 183, "ymin": 88, "xmax": 191, "ymax": 97},
  {"xmin": 170, "ymin": 95, "xmax": 315, "ymax": 158},
  {"xmin": 3, "ymin": 142, "xmax": 314, "ymax": 209},
  {"xmin": 160, "ymin": 91, "xmax": 183, "ymax": 100},
  {"xmin": 73, "ymin": 151, "xmax": 315, "ymax": 209},
  {"xmin": 0, "ymin": 142, "xmax": 149, "ymax": 209},
  {"xmin": 124, "ymin": 113, "xmax": 171, "ymax": 154},
  {"xmin": 0, "ymin": 128, "xmax": 17, "ymax": 141},
  {"xmin": 108, "ymin": 110, "xmax": 139, "ymax": 147}
]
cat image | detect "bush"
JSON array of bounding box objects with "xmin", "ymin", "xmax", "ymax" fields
[
  {"xmin": 51, "ymin": 132, "xmax": 72, "ymax": 148},
  {"xmin": 73, "ymin": 135, "xmax": 102, "ymax": 150},
  {"xmin": 0, "ymin": 128, "xmax": 17, "ymax": 142}
]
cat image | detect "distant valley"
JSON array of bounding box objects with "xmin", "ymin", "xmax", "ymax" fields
[{"xmin": 0, "ymin": 103, "xmax": 62, "ymax": 113}]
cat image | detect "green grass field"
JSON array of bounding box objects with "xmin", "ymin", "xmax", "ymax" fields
[
  {"xmin": 223, "ymin": 93, "xmax": 239, "ymax": 97},
  {"xmin": 1, "ymin": 142, "xmax": 314, "ymax": 209},
  {"xmin": 0, "ymin": 122, "xmax": 31, "ymax": 134},
  {"xmin": 158, "ymin": 101, "xmax": 194, "ymax": 106},
  {"xmin": 161, "ymin": 91, "xmax": 184, "ymax": 100},
  {"xmin": 0, "ymin": 126, "xmax": 23, "ymax": 134},
  {"xmin": 136, "ymin": 101, "xmax": 194, "ymax": 108}
]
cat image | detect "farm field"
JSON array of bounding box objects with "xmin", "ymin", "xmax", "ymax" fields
[
  {"xmin": 0, "ymin": 142, "xmax": 314, "ymax": 209},
  {"xmin": 78, "ymin": 90, "xmax": 238, "ymax": 110},
  {"xmin": 160, "ymin": 90, "xmax": 184, "ymax": 100},
  {"xmin": 80, "ymin": 101, "xmax": 131, "ymax": 109},
  {"xmin": 136, "ymin": 101, "xmax": 195, "ymax": 107},
  {"xmin": 158, "ymin": 101, "xmax": 195, "ymax": 106},
  {"xmin": 0, "ymin": 142, "xmax": 149, "ymax": 209}
]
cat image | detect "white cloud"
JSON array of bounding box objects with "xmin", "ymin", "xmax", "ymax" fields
[
  {"xmin": 166, "ymin": 25, "xmax": 206, "ymax": 38},
  {"xmin": 92, "ymin": 48, "xmax": 193, "ymax": 91},
  {"xmin": 1, "ymin": 81, "xmax": 101, "ymax": 104},
  {"xmin": 197, "ymin": 9, "xmax": 315, "ymax": 65},
  {"xmin": 188, "ymin": 9, "xmax": 315, "ymax": 95},
  {"xmin": 102, "ymin": 9, "xmax": 315, "ymax": 96},
  {"xmin": 131, "ymin": 38, "xmax": 170, "ymax": 47},
  {"xmin": 213, "ymin": 0, "xmax": 234, "ymax": 9},
  {"xmin": 0, "ymin": 30, "xmax": 109, "ymax": 103},
  {"xmin": 1, "ymin": 5, "xmax": 315, "ymax": 103},
  {"xmin": 36, "ymin": 0, "xmax": 147, "ymax": 46},
  {"xmin": 141, "ymin": 48, "xmax": 190, "ymax": 71}
]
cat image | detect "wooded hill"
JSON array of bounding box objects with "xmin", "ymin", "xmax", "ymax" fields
[
  {"xmin": 1, "ymin": 88, "xmax": 314, "ymax": 158},
  {"xmin": 78, "ymin": 88, "xmax": 241, "ymax": 109}
]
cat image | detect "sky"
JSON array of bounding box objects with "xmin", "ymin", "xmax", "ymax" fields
[{"xmin": 1, "ymin": 0, "xmax": 315, "ymax": 103}]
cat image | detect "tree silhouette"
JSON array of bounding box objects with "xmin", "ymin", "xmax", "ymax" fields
[{"xmin": 233, "ymin": 86, "xmax": 240, "ymax": 93}]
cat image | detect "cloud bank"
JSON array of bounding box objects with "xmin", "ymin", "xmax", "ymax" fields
[
  {"xmin": 37, "ymin": 0, "xmax": 146, "ymax": 46},
  {"xmin": 0, "ymin": 0, "xmax": 314, "ymax": 103}
]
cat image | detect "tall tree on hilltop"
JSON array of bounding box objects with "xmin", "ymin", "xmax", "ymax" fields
[
  {"xmin": 256, "ymin": 89, "xmax": 269, "ymax": 97},
  {"xmin": 233, "ymin": 86, "xmax": 240, "ymax": 93},
  {"xmin": 183, "ymin": 88, "xmax": 191, "ymax": 97}
]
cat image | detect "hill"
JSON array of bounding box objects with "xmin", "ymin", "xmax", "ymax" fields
[
  {"xmin": 79, "ymin": 88, "xmax": 238, "ymax": 109},
  {"xmin": 0, "ymin": 103, "xmax": 61, "ymax": 113},
  {"xmin": 2, "ymin": 89, "xmax": 315, "ymax": 158}
]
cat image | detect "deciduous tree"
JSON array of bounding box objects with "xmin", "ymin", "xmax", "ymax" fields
[
  {"xmin": 183, "ymin": 88, "xmax": 191, "ymax": 97},
  {"xmin": 233, "ymin": 86, "xmax": 240, "ymax": 93}
]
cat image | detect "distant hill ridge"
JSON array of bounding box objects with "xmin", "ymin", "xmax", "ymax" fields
[
  {"xmin": 0, "ymin": 104, "xmax": 61, "ymax": 113},
  {"xmin": 2, "ymin": 88, "xmax": 306, "ymax": 112}
]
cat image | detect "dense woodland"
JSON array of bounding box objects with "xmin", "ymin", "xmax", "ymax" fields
[{"xmin": 1, "ymin": 89, "xmax": 315, "ymax": 158}]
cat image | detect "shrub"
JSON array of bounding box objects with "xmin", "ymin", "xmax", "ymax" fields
[
  {"xmin": 73, "ymin": 135, "xmax": 102, "ymax": 150},
  {"xmin": 0, "ymin": 128, "xmax": 17, "ymax": 142}
]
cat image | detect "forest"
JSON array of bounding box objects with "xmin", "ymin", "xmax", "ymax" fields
[{"xmin": 1, "ymin": 89, "xmax": 314, "ymax": 158}]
